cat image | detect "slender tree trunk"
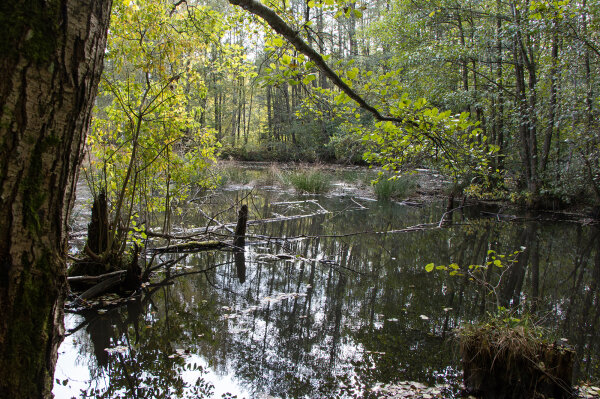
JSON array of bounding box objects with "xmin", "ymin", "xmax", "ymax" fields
[
  {"xmin": 316, "ymin": 7, "xmax": 327, "ymax": 89},
  {"xmin": 348, "ymin": 3, "xmax": 358, "ymax": 57},
  {"xmin": 266, "ymin": 85, "xmax": 273, "ymax": 140},
  {"xmin": 218, "ymin": 92, "xmax": 223, "ymax": 140},
  {"xmin": 245, "ymin": 85, "xmax": 254, "ymax": 145},
  {"xmin": 525, "ymin": 45, "xmax": 539, "ymax": 194},
  {"xmin": 514, "ymin": 40, "xmax": 532, "ymax": 188},
  {"xmin": 512, "ymin": 1, "xmax": 535, "ymax": 191},
  {"xmin": 0, "ymin": 1, "xmax": 111, "ymax": 397},
  {"xmin": 495, "ymin": 4, "xmax": 505, "ymax": 171},
  {"xmin": 541, "ymin": 25, "xmax": 559, "ymax": 173},
  {"xmin": 457, "ymin": 14, "xmax": 470, "ymax": 115}
]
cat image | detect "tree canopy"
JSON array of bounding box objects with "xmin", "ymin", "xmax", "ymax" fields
[{"xmin": 86, "ymin": 0, "xmax": 600, "ymax": 208}]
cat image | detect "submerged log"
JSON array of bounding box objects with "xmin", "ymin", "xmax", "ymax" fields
[{"xmin": 461, "ymin": 324, "xmax": 574, "ymax": 399}]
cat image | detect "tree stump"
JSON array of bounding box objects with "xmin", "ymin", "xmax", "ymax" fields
[
  {"xmin": 234, "ymin": 205, "xmax": 248, "ymax": 283},
  {"xmin": 461, "ymin": 324, "xmax": 574, "ymax": 399}
]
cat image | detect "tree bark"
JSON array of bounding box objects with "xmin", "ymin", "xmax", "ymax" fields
[{"xmin": 0, "ymin": 0, "xmax": 111, "ymax": 397}]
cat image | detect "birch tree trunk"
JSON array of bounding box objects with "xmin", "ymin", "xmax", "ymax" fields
[{"xmin": 0, "ymin": 0, "xmax": 111, "ymax": 397}]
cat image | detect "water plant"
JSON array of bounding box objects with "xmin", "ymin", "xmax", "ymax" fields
[
  {"xmin": 285, "ymin": 168, "xmax": 332, "ymax": 194},
  {"xmin": 373, "ymin": 175, "xmax": 416, "ymax": 201}
]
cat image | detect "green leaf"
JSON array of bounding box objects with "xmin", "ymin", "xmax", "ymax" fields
[
  {"xmin": 347, "ymin": 67, "xmax": 359, "ymax": 80},
  {"xmin": 425, "ymin": 263, "xmax": 434, "ymax": 272}
]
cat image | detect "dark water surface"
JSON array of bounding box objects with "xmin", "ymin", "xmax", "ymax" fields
[{"xmin": 54, "ymin": 176, "xmax": 600, "ymax": 398}]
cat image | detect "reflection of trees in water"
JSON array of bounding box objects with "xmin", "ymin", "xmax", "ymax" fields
[
  {"xmin": 69, "ymin": 197, "xmax": 600, "ymax": 397},
  {"xmin": 69, "ymin": 289, "xmax": 217, "ymax": 398},
  {"xmin": 214, "ymin": 204, "xmax": 600, "ymax": 393}
]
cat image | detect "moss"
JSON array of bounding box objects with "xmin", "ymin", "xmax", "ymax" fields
[
  {"xmin": 0, "ymin": 0, "xmax": 60, "ymax": 65},
  {"xmin": 2, "ymin": 250, "xmax": 64, "ymax": 397},
  {"xmin": 21, "ymin": 135, "xmax": 61, "ymax": 233}
]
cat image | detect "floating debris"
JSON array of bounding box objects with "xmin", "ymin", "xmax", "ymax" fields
[
  {"xmin": 578, "ymin": 385, "xmax": 600, "ymax": 398},
  {"xmin": 371, "ymin": 381, "xmax": 450, "ymax": 398}
]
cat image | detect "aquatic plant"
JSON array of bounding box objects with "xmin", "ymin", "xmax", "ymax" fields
[
  {"xmin": 285, "ymin": 168, "xmax": 332, "ymax": 194},
  {"xmin": 373, "ymin": 175, "xmax": 416, "ymax": 201}
]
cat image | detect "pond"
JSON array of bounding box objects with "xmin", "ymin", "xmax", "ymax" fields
[{"xmin": 54, "ymin": 165, "xmax": 600, "ymax": 398}]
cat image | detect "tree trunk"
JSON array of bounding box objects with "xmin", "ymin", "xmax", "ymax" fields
[
  {"xmin": 495, "ymin": 3, "xmax": 505, "ymax": 171},
  {"xmin": 0, "ymin": 0, "xmax": 111, "ymax": 397},
  {"xmin": 541, "ymin": 26, "xmax": 558, "ymax": 173}
]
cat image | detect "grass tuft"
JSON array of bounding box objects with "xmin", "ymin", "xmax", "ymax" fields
[
  {"xmin": 458, "ymin": 309, "xmax": 574, "ymax": 398},
  {"xmin": 285, "ymin": 168, "xmax": 331, "ymax": 194},
  {"xmin": 373, "ymin": 176, "xmax": 416, "ymax": 201}
]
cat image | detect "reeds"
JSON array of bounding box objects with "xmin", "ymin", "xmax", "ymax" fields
[{"xmin": 373, "ymin": 176, "xmax": 416, "ymax": 201}]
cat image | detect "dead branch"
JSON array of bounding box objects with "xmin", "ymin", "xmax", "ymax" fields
[
  {"xmin": 67, "ymin": 269, "xmax": 127, "ymax": 285},
  {"xmin": 151, "ymin": 240, "xmax": 230, "ymax": 253},
  {"xmin": 74, "ymin": 274, "xmax": 125, "ymax": 303}
]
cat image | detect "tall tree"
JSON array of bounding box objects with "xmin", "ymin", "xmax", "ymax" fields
[{"xmin": 0, "ymin": 1, "xmax": 112, "ymax": 397}]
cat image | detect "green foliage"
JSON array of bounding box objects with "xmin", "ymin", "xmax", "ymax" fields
[
  {"xmin": 362, "ymin": 108, "xmax": 495, "ymax": 180},
  {"xmin": 86, "ymin": 0, "xmax": 221, "ymax": 254},
  {"xmin": 328, "ymin": 125, "xmax": 368, "ymax": 164},
  {"xmin": 426, "ymin": 248, "xmax": 523, "ymax": 309}
]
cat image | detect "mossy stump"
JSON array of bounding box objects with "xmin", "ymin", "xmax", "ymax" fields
[{"xmin": 460, "ymin": 324, "xmax": 575, "ymax": 399}]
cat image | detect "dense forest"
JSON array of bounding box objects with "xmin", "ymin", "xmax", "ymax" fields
[{"xmin": 89, "ymin": 0, "xmax": 599, "ymax": 212}]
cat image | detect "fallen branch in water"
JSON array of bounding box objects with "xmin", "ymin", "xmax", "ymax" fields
[
  {"xmin": 69, "ymin": 274, "xmax": 126, "ymax": 307},
  {"xmin": 248, "ymin": 222, "xmax": 440, "ymax": 243},
  {"xmin": 67, "ymin": 270, "xmax": 127, "ymax": 286},
  {"xmin": 151, "ymin": 240, "xmax": 231, "ymax": 253}
]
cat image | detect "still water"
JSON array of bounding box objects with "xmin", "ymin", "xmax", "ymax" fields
[{"xmin": 54, "ymin": 172, "xmax": 600, "ymax": 398}]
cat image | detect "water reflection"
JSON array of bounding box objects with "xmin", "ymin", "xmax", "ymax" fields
[{"xmin": 55, "ymin": 185, "xmax": 600, "ymax": 398}]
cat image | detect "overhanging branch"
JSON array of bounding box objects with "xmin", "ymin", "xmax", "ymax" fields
[{"xmin": 228, "ymin": 0, "xmax": 419, "ymax": 128}]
